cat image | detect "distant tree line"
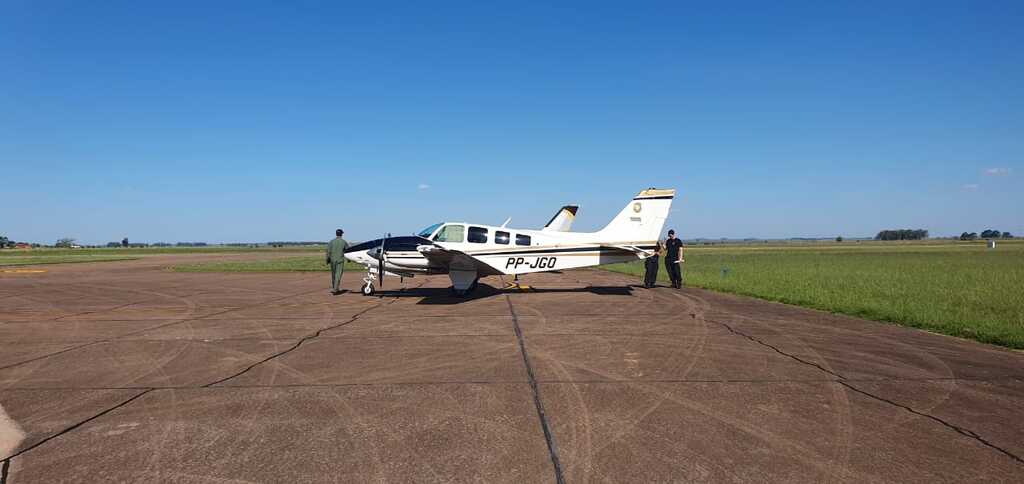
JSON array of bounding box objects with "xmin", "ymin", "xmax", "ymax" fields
[
  {"xmin": 267, "ymin": 241, "xmax": 328, "ymax": 247},
  {"xmin": 103, "ymin": 241, "xmax": 218, "ymax": 247},
  {"xmin": 0, "ymin": 238, "xmax": 41, "ymax": 248},
  {"xmin": 961, "ymin": 229, "xmax": 1013, "ymax": 241},
  {"xmin": 0, "ymin": 235, "xmax": 34, "ymax": 248},
  {"xmin": 875, "ymin": 229, "xmax": 928, "ymax": 241}
]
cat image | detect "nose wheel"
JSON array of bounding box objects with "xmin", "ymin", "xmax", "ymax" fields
[
  {"xmin": 361, "ymin": 269, "xmax": 378, "ymax": 297},
  {"xmin": 361, "ymin": 283, "xmax": 375, "ymax": 296}
]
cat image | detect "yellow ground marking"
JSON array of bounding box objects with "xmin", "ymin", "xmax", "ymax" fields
[
  {"xmin": 503, "ymin": 282, "xmax": 533, "ymax": 291},
  {"xmin": 0, "ymin": 269, "xmax": 48, "ymax": 274}
]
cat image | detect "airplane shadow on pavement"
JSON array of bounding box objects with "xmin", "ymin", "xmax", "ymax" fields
[{"xmin": 374, "ymin": 283, "xmax": 634, "ymax": 304}]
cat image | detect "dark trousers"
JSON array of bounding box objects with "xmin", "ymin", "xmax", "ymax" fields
[
  {"xmin": 665, "ymin": 259, "xmax": 682, "ymax": 287},
  {"xmin": 643, "ymin": 256, "xmax": 660, "ymax": 286}
]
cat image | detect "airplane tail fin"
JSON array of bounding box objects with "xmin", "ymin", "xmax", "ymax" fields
[
  {"xmin": 541, "ymin": 205, "xmax": 579, "ymax": 232},
  {"xmin": 597, "ymin": 188, "xmax": 675, "ymax": 243}
]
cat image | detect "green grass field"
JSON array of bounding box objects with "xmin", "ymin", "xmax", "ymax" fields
[
  {"xmin": 603, "ymin": 240, "xmax": 1024, "ymax": 349},
  {"xmin": 172, "ymin": 256, "xmax": 363, "ymax": 272},
  {"xmin": 0, "ymin": 246, "xmax": 318, "ymax": 267},
  {"xmin": 0, "ymin": 255, "xmax": 140, "ymax": 267}
]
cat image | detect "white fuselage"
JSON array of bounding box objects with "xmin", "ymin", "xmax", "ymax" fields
[
  {"xmin": 344, "ymin": 189, "xmax": 674, "ymax": 282},
  {"xmin": 345, "ymin": 224, "xmax": 654, "ymax": 277}
]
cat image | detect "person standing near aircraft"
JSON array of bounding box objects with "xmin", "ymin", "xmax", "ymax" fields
[
  {"xmin": 664, "ymin": 229, "xmax": 684, "ymax": 289},
  {"xmin": 643, "ymin": 241, "xmax": 663, "ymax": 288},
  {"xmin": 326, "ymin": 229, "xmax": 349, "ymax": 294}
]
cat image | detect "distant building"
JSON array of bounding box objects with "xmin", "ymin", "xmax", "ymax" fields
[{"xmin": 14, "ymin": 243, "xmax": 30, "ymax": 249}]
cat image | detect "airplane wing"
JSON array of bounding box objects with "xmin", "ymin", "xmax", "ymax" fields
[{"xmin": 417, "ymin": 245, "xmax": 504, "ymax": 276}]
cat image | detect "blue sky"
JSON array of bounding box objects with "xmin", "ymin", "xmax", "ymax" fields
[{"xmin": 2, "ymin": 1, "xmax": 1021, "ymax": 244}]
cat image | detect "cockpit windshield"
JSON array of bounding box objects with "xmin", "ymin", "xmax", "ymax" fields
[{"xmin": 417, "ymin": 223, "xmax": 443, "ymax": 238}]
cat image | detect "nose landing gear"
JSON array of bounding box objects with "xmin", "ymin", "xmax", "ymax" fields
[
  {"xmin": 361, "ymin": 282, "xmax": 375, "ymax": 296},
  {"xmin": 361, "ymin": 270, "xmax": 377, "ymax": 297}
]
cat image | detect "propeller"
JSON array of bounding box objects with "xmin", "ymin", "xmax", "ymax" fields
[{"xmin": 376, "ymin": 233, "xmax": 391, "ymax": 289}]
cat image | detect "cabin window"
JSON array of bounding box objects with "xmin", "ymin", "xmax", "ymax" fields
[
  {"xmin": 433, "ymin": 224, "xmax": 465, "ymax": 243},
  {"xmin": 468, "ymin": 226, "xmax": 488, "ymax": 243},
  {"xmin": 495, "ymin": 231, "xmax": 510, "ymax": 245},
  {"xmin": 515, "ymin": 234, "xmax": 532, "ymax": 246}
]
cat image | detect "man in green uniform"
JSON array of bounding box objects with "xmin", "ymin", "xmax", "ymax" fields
[{"xmin": 326, "ymin": 229, "xmax": 349, "ymax": 294}]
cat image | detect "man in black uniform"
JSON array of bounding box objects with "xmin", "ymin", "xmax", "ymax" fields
[
  {"xmin": 664, "ymin": 229, "xmax": 684, "ymax": 289},
  {"xmin": 643, "ymin": 241, "xmax": 662, "ymax": 288}
]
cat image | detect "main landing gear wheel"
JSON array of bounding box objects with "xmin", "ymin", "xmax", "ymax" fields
[{"xmin": 361, "ymin": 283, "xmax": 375, "ymax": 296}]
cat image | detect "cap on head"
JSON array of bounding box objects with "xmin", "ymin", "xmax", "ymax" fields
[
  {"xmin": 336, "ymin": 229, "xmax": 344, "ymax": 236},
  {"xmin": 668, "ymin": 229, "xmax": 675, "ymax": 235}
]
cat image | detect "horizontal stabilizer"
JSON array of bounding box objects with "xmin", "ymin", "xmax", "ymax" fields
[
  {"xmin": 541, "ymin": 205, "xmax": 579, "ymax": 232},
  {"xmin": 602, "ymin": 244, "xmax": 656, "ymax": 259}
]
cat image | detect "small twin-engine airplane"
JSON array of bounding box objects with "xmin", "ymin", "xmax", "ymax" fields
[{"xmin": 344, "ymin": 188, "xmax": 675, "ymax": 296}]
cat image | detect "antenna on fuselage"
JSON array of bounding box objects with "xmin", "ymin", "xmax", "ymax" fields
[{"xmin": 501, "ymin": 217, "xmax": 511, "ymax": 228}]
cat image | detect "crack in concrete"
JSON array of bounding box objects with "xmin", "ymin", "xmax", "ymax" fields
[
  {"xmin": 839, "ymin": 381, "xmax": 1024, "ymax": 465},
  {"xmin": 1, "ymin": 458, "xmax": 9, "ymax": 484},
  {"xmin": 204, "ymin": 285, "xmax": 417, "ymax": 387},
  {"xmin": 1, "ymin": 388, "xmax": 153, "ymax": 474},
  {"xmin": 714, "ymin": 320, "xmax": 847, "ymax": 379},
  {"xmin": 710, "ymin": 319, "xmax": 1024, "ymax": 467},
  {"xmin": 504, "ymin": 291, "xmax": 566, "ymax": 484},
  {"xmin": 0, "ymin": 285, "xmax": 330, "ymax": 372},
  {"xmin": 3, "ymin": 376, "xmax": 1023, "ymax": 392},
  {"xmin": 204, "ymin": 303, "xmax": 387, "ymax": 386},
  {"xmin": 0, "ymin": 345, "xmax": 89, "ymax": 373},
  {"xmin": 51, "ymin": 301, "xmax": 145, "ymax": 322}
]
